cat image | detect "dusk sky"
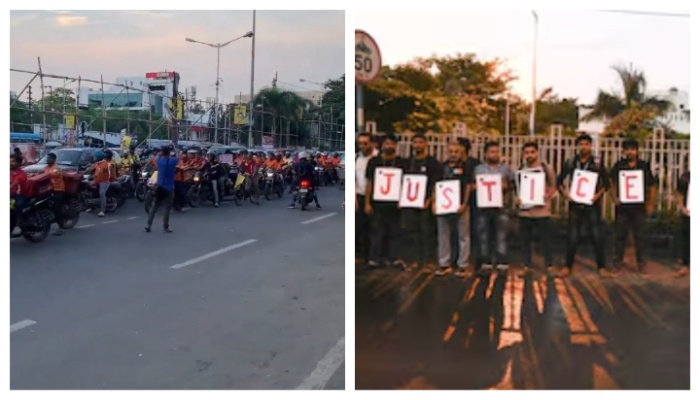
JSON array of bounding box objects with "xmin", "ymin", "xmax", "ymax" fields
[
  {"xmin": 357, "ymin": 10, "xmax": 690, "ymax": 104},
  {"xmin": 10, "ymin": 10, "xmax": 345, "ymax": 102}
]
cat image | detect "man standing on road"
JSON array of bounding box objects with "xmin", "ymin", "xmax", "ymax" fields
[
  {"xmin": 402, "ymin": 133, "xmax": 442, "ymax": 271},
  {"xmin": 93, "ymin": 150, "xmax": 111, "ymax": 218},
  {"xmin": 355, "ymin": 132, "xmax": 374, "ymax": 263},
  {"xmin": 434, "ymin": 141, "xmax": 474, "ymax": 277},
  {"xmin": 676, "ymin": 165, "xmax": 690, "ymax": 277},
  {"xmin": 474, "ymin": 141, "xmax": 514, "ymax": 275},
  {"xmin": 145, "ymin": 146, "xmax": 178, "ymax": 233},
  {"xmin": 457, "ymin": 138, "xmax": 482, "ymax": 267},
  {"xmin": 365, "ymin": 134, "xmax": 404, "ymax": 269},
  {"xmin": 557, "ymin": 134, "xmax": 611, "ymax": 278},
  {"xmin": 516, "ymin": 142, "xmax": 557, "ymax": 277},
  {"xmin": 45, "ymin": 153, "xmax": 67, "ymax": 236},
  {"xmin": 609, "ymin": 139, "xmax": 657, "ymax": 275}
]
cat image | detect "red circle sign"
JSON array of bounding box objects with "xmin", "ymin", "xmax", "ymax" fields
[{"xmin": 355, "ymin": 30, "xmax": 382, "ymax": 84}]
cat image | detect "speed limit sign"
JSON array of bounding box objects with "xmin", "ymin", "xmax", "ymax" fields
[{"xmin": 355, "ymin": 30, "xmax": 382, "ymax": 84}]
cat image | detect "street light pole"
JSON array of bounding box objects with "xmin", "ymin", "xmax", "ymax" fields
[
  {"xmin": 529, "ymin": 10, "xmax": 538, "ymax": 137},
  {"xmin": 248, "ymin": 10, "xmax": 256, "ymax": 149}
]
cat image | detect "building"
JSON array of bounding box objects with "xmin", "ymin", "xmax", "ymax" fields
[{"xmin": 577, "ymin": 88, "xmax": 690, "ymax": 136}]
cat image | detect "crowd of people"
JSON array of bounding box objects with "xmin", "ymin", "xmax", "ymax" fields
[{"xmin": 355, "ymin": 132, "xmax": 690, "ymax": 279}]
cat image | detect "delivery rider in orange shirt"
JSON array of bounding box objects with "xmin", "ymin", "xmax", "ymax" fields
[{"xmin": 44, "ymin": 152, "xmax": 67, "ymax": 236}]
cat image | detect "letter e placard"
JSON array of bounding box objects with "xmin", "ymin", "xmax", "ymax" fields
[{"xmin": 619, "ymin": 170, "xmax": 644, "ymax": 204}]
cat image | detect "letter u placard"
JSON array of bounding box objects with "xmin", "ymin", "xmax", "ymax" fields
[
  {"xmin": 373, "ymin": 167, "xmax": 403, "ymax": 202},
  {"xmin": 399, "ymin": 174, "xmax": 428, "ymax": 208}
]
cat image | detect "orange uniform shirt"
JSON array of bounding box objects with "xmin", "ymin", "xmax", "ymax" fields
[
  {"xmin": 44, "ymin": 165, "xmax": 65, "ymax": 192},
  {"xmin": 94, "ymin": 160, "xmax": 111, "ymax": 184}
]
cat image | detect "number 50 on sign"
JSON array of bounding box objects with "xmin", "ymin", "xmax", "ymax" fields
[{"xmin": 355, "ymin": 30, "xmax": 382, "ymax": 84}]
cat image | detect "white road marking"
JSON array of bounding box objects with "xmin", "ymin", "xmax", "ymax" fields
[
  {"xmin": 301, "ymin": 213, "xmax": 338, "ymax": 225},
  {"xmin": 169, "ymin": 239, "xmax": 258, "ymax": 270},
  {"xmin": 76, "ymin": 224, "xmax": 95, "ymax": 229},
  {"xmin": 102, "ymin": 220, "xmax": 118, "ymax": 225},
  {"xmin": 127, "ymin": 216, "xmax": 139, "ymax": 220},
  {"xmin": 296, "ymin": 336, "xmax": 345, "ymax": 390},
  {"xmin": 11, "ymin": 319, "xmax": 36, "ymax": 333}
]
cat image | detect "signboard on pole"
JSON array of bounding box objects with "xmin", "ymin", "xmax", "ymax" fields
[
  {"xmin": 355, "ymin": 30, "xmax": 382, "ymax": 84},
  {"xmin": 234, "ymin": 105, "xmax": 247, "ymax": 125}
]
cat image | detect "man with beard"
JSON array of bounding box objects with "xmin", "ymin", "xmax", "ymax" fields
[
  {"xmin": 365, "ymin": 134, "xmax": 404, "ymax": 268},
  {"xmin": 457, "ymin": 138, "xmax": 482, "ymax": 267},
  {"xmin": 355, "ymin": 132, "xmax": 375, "ymax": 263},
  {"xmin": 474, "ymin": 141, "xmax": 514, "ymax": 275},
  {"xmin": 434, "ymin": 141, "xmax": 474, "ymax": 277},
  {"xmin": 402, "ymin": 133, "xmax": 442, "ymax": 271},
  {"xmin": 516, "ymin": 142, "xmax": 557, "ymax": 277},
  {"xmin": 557, "ymin": 134, "xmax": 611, "ymax": 278},
  {"xmin": 609, "ymin": 139, "xmax": 657, "ymax": 275}
]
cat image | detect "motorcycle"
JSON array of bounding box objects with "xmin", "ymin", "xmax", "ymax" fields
[
  {"xmin": 186, "ymin": 171, "xmax": 233, "ymax": 207},
  {"xmin": 134, "ymin": 164, "xmax": 154, "ymax": 202},
  {"xmin": 295, "ymin": 178, "xmax": 316, "ymax": 211},
  {"xmin": 80, "ymin": 174, "xmax": 126, "ymax": 214},
  {"xmin": 10, "ymin": 197, "xmax": 52, "ymax": 243},
  {"xmin": 263, "ymin": 168, "xmax": 284, "ymax": 200}
]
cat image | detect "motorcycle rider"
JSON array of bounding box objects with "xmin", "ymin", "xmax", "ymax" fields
[
  {"xmin": 289, "ymin": 151, "xmax": 321, "ymax": 209},
  {"xmin": 93, "ymin": 150, "xmax": 112, "ymax": 217},
  {"xmin": 44, "ymin": 152, "xmax": 66, "ymax": 236},
  {"xmin": 174, "ymin": 152, "xmax": 190, "ymax": 211},
  {"xmin": 242, "ymin": 153, "xmax": 261, "ymax": 205},
  {"xmin": 10, "ymin": 154, "xmax": 30, "ymax": 233},
  {"xmin": 121, "ymin": 144, "xmax": 140, "ymax": 184},
  {"xmin": 203, "ymin": 153, "xmax": 224, "ymax": 208}
]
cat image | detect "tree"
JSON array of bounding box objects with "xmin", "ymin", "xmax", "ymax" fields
[
  {"xmin": 10, "ymin": 93, "xmax": 32, "ymax": 132},
  {"xmin": 583, "ymin": 64, "xmax": 673, "ymax": 137},
  {"xmin": 321, "ymin": 74, "xmax": 345, "ymax": 126},
  {"xmin": 364, "ymin": 53, "xmax": 515, "ymax": 134},
  {"xmin": 254, "ymin": 88, "xmax": 311, "ymax": 147}
]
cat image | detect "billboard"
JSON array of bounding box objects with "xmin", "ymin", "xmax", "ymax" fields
[{"xmin": 146, "ymin": 71, "xmax": 176, "ymax": 80}]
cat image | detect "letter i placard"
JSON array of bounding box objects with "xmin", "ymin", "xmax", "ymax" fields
[
  {"xmin": 399, "ymin": 174, "xmax": 428, "ymax": 208},
  {"xmin": 372, "ymin": 167, "xmax": 403, "ymax": 202}
]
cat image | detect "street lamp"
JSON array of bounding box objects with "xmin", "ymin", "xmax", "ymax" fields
[
  {"xmin": 530, "ymin": 10, "xmax": 539, "ymax": 136},
  {"xmin": 247, "ymin": 10, "xmax": 257, "ymax": 149},
  {"xmin": 185, "ymin": 30, "xmax": 253, "ymax": 144}
]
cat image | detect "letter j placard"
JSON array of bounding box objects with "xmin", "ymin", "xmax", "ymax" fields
[{"xmin": 373, "ymin": 167, "xmax": 403, "ymax": 202}]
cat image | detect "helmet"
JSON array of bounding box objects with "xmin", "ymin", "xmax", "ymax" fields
[
  {"xmin": 285, "ymin": 151, "xmax": 291, "ymax": 157},
  {"xmin": 103, "ymin": 149, "xmax": 113, "ymax": 159},
  {"xmin": 298, "ymin": 151, "xmax": 308, "ymax": 159},
  {"xmin": 332, "ymin": 152, "xmax": 338, "ymax": 157},
  {"xmin": 94, "ymin": 150, "xmax": 105, "ymax": 162},
  {"xmin": 122, "ymin": 151, "xmax": 129, "ymax": 158}
]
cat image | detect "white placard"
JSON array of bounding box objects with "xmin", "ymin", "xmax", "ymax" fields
[
  {"xmin": 518, "ymin": 171, "xmax": 546, "ymax": 207},
  {"xmin": 476, "ymin": 174, "xmax": 503, "ymax": 208},
  {"xmin": 619, "ymin": 170, "xmax": 645, "ymax": 204},
  {"xmin": 399, "ymin": 174, "xmax": 428, "ymax": 209},
  {"xmin": 435, "ymin": 180, "xmax": 461, "ymax": 215},
  {"xmin": 570, "ymin": 170, "xmax": 599, "ymax": 205},
  {"xmin": 372, "ymin": 167, "xmax": 403, "ymax": 202}
]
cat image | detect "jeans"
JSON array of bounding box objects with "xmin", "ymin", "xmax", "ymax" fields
[
  {"xmin": 10, "ymin": 195, "xmax": 28, "ymax": 231},
  {"xmin": 681, "ymin": 216, "xmax": 690, "ymax": 267},
  {"xmin": 369, "ymin": 206, "xmax": 402, "ymax": 263},
  {"xmin": 402, "ymin": 208, "xmax": 434, "ymax": 266},
  {"xmin": 52, "ymin": 192, "xmax": 65, "ymax": 227},
  {"xmin": 147, "ymin": 188, "xmax": 174, "ymax": 229},
  {"xmin": 477, "ymin": 209, "xmax": 509, "ymax": 266},
  {"xmin": 356, "ymin": 195, "xmax": 370, "ymax": 259},
  {"xmin": 174, "ymin": 181, "xmax": 187, "ymax": 208},
  {"xmin": 614, "ymin": 206, "xmax": 646, "ymax": 265},
  {"xmin": 98, "ymin": 182, "xmax": 110, "ymax": 213},
  {"xmin": 211, "ymin": 178, "xmax": 221, "ymax": 204},
  {"xmin": 437, "ymin": 210, "xmax": 471, "ymax": 268},
  {"xmin": 566, "ymin": 206, "xmax": 606, "ymax": 270},
  {"xmin": 520, "ymin": 217, "xmax": 553, "ymax": 267}
]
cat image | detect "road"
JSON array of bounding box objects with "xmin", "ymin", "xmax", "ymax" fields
[
  {"xmin": 356, "ymin": 253, "xmax": 690, "ymax": 390},
  {"xmin": 11, "ymin": 187, "xmax": 345, "ymax": 390}
]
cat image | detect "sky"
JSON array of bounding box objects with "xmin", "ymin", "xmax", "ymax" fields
[
  {"xmin": 356, "ymin": 10, "xmax": 690, "ymax": 104},
  {"xmin": 10, "ymin": 10, "xmax": 345, "ymax": 102}
]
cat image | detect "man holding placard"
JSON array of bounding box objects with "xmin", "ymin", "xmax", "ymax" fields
[
  {"xmin": 516, "ymin": 142, "xmax": 557, "ymax": 277},
  {"xmin": 355, "ymin": 132, "xmax": 375, "ymax": 263},
  {"xmin": 434, "ymin": 142, "xmax": 474, "ymax": 277},
  {"xmin": 609, "ymin": 139, "xmax": 657, "ymax": 274},
  {"xmin": 365, "ymin": 134, "xmax": 405, "ymax": 269},
  {"xmin": 474, "ymin": 141, "xmax": 514, "ymax": 275},
  {"xmin": 557, "ymin": 134, "xmax": 611, "ymax": 278},
  {"xmin": 401, "ymin": 133, "xmax": 442, "ymax": 271},
  {"xmin": 676, "ymin": 168, "xmax": 690, "ymax": 277},
  {"xmin": 457, "ymin": 138, "xmax": 483, "ymax": 270}
]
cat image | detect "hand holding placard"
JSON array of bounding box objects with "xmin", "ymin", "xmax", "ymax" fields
[
  {"xmin": 372, "ymin": 167, "xmax": 403, "ymax": 201},
  {"xmin": 569, "ymin": 170, "xmax": 599, "ymax": 205},
  {"xmin": 476, "ymin": 174, "xmax": 503, "ymax": 208},
  {"xmin": 435, "ymin": 180, "xmax": 461, "ymax": 215},
  {"xmin": 399, "ymin": 174, "xmax": 428, "ymax": 208}
]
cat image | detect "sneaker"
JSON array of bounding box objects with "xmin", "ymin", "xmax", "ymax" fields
[
  {"xmin": 479, "ymin": 264, "xmax": 494, "ymax": 276},
  {"xmin": 599, "ymin": 268, "xmax": 614, "ymax": 279},
  {"xmin": 53, "ymin": 229, "xmax": 64, "ymax": 236},
  {"xmin": 288, "ymin": 204, "xmax": 296, "ymax": 209},
  {"xmin": 367, "ymin": 260, "xmax": 380, "ymax": 268},
  {"xmin": 435, "ymin": 266, "xmax": 453, "ymax": 277},
  {"xmin": 316, "ymin": 204, "xmax": 322, "ymax": 210},
  {"xmin": 455, "ymin": 267, "xmax": 474, "ymax": 278},
  {"xmin": 558, "ymin": 267, "xmax": 571, "ymax": 278},
  {"xmin": 517, "ymin": 265, "xmax": 530, "ymax": 278},
  {"xmin": 214, "ymin": 203, "xmax": 220, "ymax": 208},
  {"xmin": 98, "ymin": 212, "xmax": 105, "ymax": 217},
  {"xmin": 144, "ymin": 226, "xmax": 151, "ymax": 233},
  {"xmin": 163, "ymin": 227, "xmax": 173, "ymax": 233},
  {"xmin": 675, "ymin": 266, "xmax": 690, "ymax": 278},
  {"xmin": 393, "ymin": 260, "xmax": 407, "ymax": 270}
]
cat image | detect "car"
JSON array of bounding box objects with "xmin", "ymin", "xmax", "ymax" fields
[{"xmin": 23, "ymin": 148, "xmax": 101, "ymax": 174}]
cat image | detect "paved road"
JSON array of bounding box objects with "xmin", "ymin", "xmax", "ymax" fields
[
  {"xmin": 356, "ymin": 255, "xmax": 689, "ymax": 390},
  {"xmin": 11, "ymin": 188, "xmax": 345, "ymax": 390}
]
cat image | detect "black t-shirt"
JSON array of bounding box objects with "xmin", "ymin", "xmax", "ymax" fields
[
  {"xmin": 610, "ymin": 158, "xmax": 657, "ymax": 208},
  {"xmin": 366, "ymin": 155, "xmax": 403, "ymax": 209},
  {"xmin": 557, "ymin": 155, "xmax": 609, "ymax": 207},
  {"xmin": 442, "ymin": 160, "xmax": 474, "ymax": 204},
  {"xmin": 403, "ymin": 155, "xmax": 442, "ymax": 199},
  {"xmin": 204, "ymin": 161, "xmax": 222, "ymax": 179},
  {"xmin": 678, "ymin": 171, "xmax": 690, "ymax": 208}
]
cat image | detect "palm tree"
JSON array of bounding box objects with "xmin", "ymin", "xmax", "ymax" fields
[
  {"xmin": 583, "ymin": 64, "xmax": 673, "ymax": 137},
  {"xmin": 254, "ymin": 88, "xmax": 311, "ymax": 147}
]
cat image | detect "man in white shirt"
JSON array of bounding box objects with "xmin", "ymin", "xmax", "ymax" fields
[{"xmin": 355, "ymin": 132, "xmax": 374, "ymax": 262}]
